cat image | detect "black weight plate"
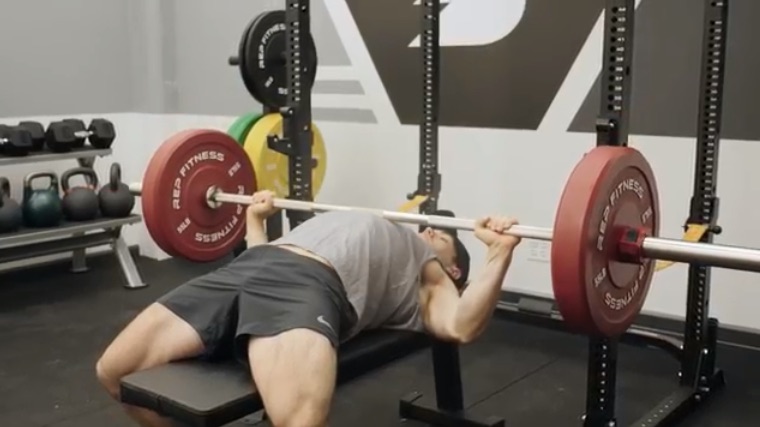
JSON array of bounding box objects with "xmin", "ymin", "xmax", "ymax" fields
[
  {"xmin": 236, "ymin": 10, "xmax": 318, "ymax": 109},
  {"xmin": 236, "ymin": 13, "xmax": 267, "ymax": 105}
]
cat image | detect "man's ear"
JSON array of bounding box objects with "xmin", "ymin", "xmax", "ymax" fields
[{"xmin": 446, "ymin": 265, "xmax": 462, "ymax": 281}]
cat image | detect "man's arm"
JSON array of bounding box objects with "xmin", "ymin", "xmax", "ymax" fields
[
  {"xmin": 246, "ymin": 216, "xmax": 269, "ymax": 248},
  {"xmin": 419, "ymin": 242, "xmax": 513, "ymax": 344}
]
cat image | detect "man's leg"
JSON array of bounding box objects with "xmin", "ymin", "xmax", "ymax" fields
[
  {"xmin": 96, "ymin": 303, "xmax": 205, "ymax": 427},
  {"xmin": 96, "ymin": 270, "xmax": 241, "ymax": 427},
  {"xmin": 248, "ymin": 329, "xmax": 337, "ymax": 427},
  {"xmin": 232, "ymin": 246, "xmax": 356, "ymax": 426}
]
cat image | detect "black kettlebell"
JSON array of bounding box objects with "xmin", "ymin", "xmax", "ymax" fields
[
  {"xmin": 98, "ymin": 163, "xmax": 135, "ymax": 218},
  {"xmin": 23, "ymin": 172, "xmax": 63, "ymax": 228},
  {"xmin": 61, "ymin": 167, "xmax": 100, "ymax": 221},
  {"xmin": 0, "ymin": 177, "xmax": 23, "ymax": 233}
]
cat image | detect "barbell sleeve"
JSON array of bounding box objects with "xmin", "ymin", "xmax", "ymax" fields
[
  {"xmin": 129, "ymin": 183, "xmax": 142, "ymax": 194},
  {"xmin": 641, "ymin": 237, "xmax": 760, "ymax": 273},
  {"xmin": 130, "ymin": 183, "xmax": 760, "ymax": 272}
]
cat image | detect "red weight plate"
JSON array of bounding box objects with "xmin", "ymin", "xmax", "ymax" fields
[
  {"xmin": 142, "ymin": 129, "xmax": 257, "ymax": 262},
  {"xmin": 551, "ymin": 146, "xmax": 659, "ymax": 337},
  {"xmin": 141, "ymin": 130, "xmax": 217, "ymax": 258}
]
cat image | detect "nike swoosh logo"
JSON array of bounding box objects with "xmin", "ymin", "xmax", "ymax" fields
[{"xmin": 317, "ymin": 315, "xmax": 335, "ymax": 334}]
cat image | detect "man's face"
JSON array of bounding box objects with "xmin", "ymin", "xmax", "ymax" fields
[{"xmin": 418, "ymin": 227, "xmax": 461, "ymax": 281}]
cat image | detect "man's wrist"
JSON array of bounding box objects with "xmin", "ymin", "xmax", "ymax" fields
[
  {"xmin": 246, "ymin": 218, "xmax": 269, "ymax": 247},
  {"xmin": 247, "ymin": 215, "xmax": 266, "ymax": 226},
  {"xmin": 486, "ymin": 241, "xmax": 513, "ymax": 261}
]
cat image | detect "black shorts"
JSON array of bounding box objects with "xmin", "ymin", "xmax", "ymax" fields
[{"xmin": 157, "ymin": 245, "xmax": 357, "ymax": 363}]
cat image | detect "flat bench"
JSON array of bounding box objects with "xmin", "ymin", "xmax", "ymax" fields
[{"xmin": 120, "ymin": 329, "xmax": 431, "ymax": 427}]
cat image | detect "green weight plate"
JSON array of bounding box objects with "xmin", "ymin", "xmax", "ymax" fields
[{"xmin": 227, "ymin": 112, "xmax": 263, "ymax": 146}]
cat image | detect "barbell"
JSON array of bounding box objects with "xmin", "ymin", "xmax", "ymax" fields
[{"xmin": 129, "ymin": 128, "xmax": 760, "ymax": 338}]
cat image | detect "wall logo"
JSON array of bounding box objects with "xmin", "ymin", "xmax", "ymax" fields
[
  {"xmin": 568, "ymin": 0, "xmax": 760, "ymax": 141},
  {"xmin": 347, "ymin": 0, "xmax": 760, "ymax": 140},
  {"xmin": 408, "ymin": 0, "xmax": 526, "ymax": 48},
  {"xmin": 345, "ymin": 0, "xmax": 603, "ymax": 130}
]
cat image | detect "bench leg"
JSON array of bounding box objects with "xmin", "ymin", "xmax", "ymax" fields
[
  {"xmin": 240, "ymin": 410, "xmax": 268, "ymax": 425},
  {"xmin": 399, "ymin": 392, "xmax": 505, "ymax": 427}
]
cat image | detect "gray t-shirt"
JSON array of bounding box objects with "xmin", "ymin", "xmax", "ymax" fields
[{"xmin": 272, "ymin": 211, "xmax": 437, "ymax": 340}]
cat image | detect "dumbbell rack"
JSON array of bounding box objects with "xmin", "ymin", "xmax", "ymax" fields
[{"xmin": 0, "ymin": 146, "xmax": 146, "ymax": 289}]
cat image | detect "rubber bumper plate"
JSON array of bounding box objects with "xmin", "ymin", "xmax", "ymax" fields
[
  {"xmin": 243, "ymin": 113, "xmax": 327, "ymax": 199},
  {"xmin": 227, "ymin": 112, "xmax": 263, "ymax": 146},
  {"xmin": 141, "ymin": 129, "xmax": 256, "ymax": 262},
  {"xmin": 551, "ymin": 146, "xmax": 660, "ymax": 337},
  {"xmin": 234, "ymin": 10, "xmax": 318, "ymax": 109}
]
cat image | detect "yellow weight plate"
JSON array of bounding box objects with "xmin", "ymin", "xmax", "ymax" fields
[{"xmin": 244, "ymin": 113, "xmax": 327, "ymax": 198}]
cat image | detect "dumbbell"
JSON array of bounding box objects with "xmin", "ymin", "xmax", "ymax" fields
[
  {"xmin": 45, "ymin": 118, "xmax": 116, "ymax": 152},
  {"xmin": 0, "ymin": 125, "xmax": 32, "ymax": 157},
  {"xmin": 17, "ymin": 121, "xmax": 45, "ymax": 151}
]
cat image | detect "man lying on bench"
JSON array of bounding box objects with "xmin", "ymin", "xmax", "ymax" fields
[{"xmin": 96, "ymin": 190, "xmax": 521, "ymax": 427}]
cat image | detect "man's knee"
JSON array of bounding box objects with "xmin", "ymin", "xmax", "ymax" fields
[
  {"xmin": 268, "ymin": 399, "xmax": 330, "ymax": 427},
  {"xmin": 94, "ymin": 303, "xmax": 204, "ymax": 401},
  {"xmin": 95, "ymin": 354, "xmax": 124, "ymax": 400}
]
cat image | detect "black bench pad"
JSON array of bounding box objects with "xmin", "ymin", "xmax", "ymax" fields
[{"xmin": 120, "ymin": 329, "xmax": 430, "ymax": 427}]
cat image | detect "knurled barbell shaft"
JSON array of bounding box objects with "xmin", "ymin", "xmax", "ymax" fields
[
  {"xmin": 213, "ymin": 191, "xmax": 556, "ymax": 240},
  {"xmin": 215, "ymin": 190, "xmax": 760, "ymax": 272},
  {"xmin": 128, "ymin": 183, "xmax": 760, "ymax": 273}
]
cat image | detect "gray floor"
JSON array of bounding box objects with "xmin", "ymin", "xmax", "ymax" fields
[{"xmin": 1, "ymin": 252, "xmax": 758, "ymax": 427}]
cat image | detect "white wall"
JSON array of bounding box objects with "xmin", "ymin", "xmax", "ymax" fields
[
  {"xmin": 6, "ymin": 112, "xmax": 748, "ymax": 331},
  {"xmin": 6, "ymin": 106, "xmax": 757, "ymax": 331},
  {"xmin": 3, "ymin": 0, "xmax": 759, "ymax": 334}
]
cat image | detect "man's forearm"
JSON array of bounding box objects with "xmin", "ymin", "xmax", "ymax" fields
[
  {"xmin": 453, "ymin": 243, "xmax": 513, "ymax": 342},
  {"xmin": 246, "ymin": 217, "xmax": 269, "ymax": 248}
]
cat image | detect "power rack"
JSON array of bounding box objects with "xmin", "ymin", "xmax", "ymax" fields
[
  {"xmin": 495, "ymin": 1, "xmax": 730, "ymax": 426},
  {"xmin": 244, "ymin": 1, "xmax": 731, "ymax": 425}
]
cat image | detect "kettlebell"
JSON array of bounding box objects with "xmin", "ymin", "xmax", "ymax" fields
[
  {"xmin": 61, "ymin": 167, "xmax": 100, "ymax": 221},
  {"xmin": 23, "ymin": 172, "xmax": 63, "ymax": 228},
  {"xmin": 98, "ymin": 163, "xmax": 135, "ymax": 218},
  {"xmin": 0, "ymin": 177, "xmax": 23, "ymax": 233}
]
